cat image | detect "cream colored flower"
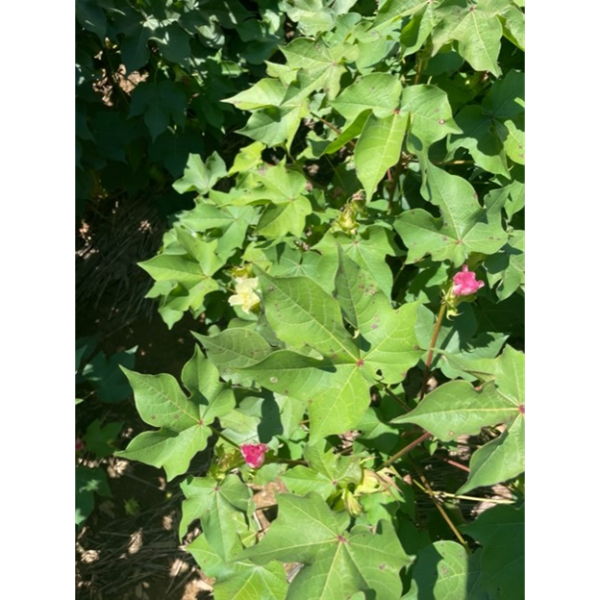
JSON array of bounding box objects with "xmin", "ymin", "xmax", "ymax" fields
[{"xmin": 228, "ymin": 277, "xmax": 260, "ymax": 314}]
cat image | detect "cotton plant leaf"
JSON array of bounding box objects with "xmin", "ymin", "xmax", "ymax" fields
[
  {"xmin": 354, "ymin": 111, "xmax": 409, "ymax": 201},
  {"xmin": 402, "ymin": 540, "xmax": 470, "ymax": 600},
  {"xmin": 394, "ymin": 161, "xmax": 508, "ymax": 265},
  {"xmin": 180, "ymin": 474, "xmax": 254, "ymax": 560},
  {"xmin": 172, "ymin": 152, "xmax": 227, "ymax": 195},
  {"xmin": 198, "ymin": 259, "xmax": 420, "ymax": 439},
  {"xmin": 330, "ymin": 73, "xmax": 402, "ymax": 122},
  {"xmin": 400, "ymin": 85, "xmax": 461, "ymax": 155},
  {"xmin": 485, "ymin": 228, "xmax": 525, "ymax": 301},
  {"xmin": 115, "ymin": 347, "xmax": 234, "ymax": 480},
  {"xmin": 238, "ymin": 493, "xmax": 412, "ymax": 600},
  {"xmin": 461, "ymin": 504, "xmax": 525, "ymax": 599}
]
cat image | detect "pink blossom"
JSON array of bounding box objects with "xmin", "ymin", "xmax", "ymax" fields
[
  {"xmin": 75, "ymin": 439, "xmax": 85, "ymax": 451},
  {"xmin": 452, "ymin": 265, "xmax": 484, "ymax": 297},
  {"xmin": 240, "ymin": 443, "xmax": 269, "ymax": 469}
]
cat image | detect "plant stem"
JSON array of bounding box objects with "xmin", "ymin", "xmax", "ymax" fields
[
  {"xmin": 382, "ymin": 431, "xmax": 432, "ymax": 468},
  {"xmin": 432, "ymin": 159, "xmax": 474, "ymax": 166},
  {"xmin": 383, "ymin": 384, "xmax": 412, "ymax": 412},
  {"xmin": 436, "ymin": 456, "xmax": 470, "ymax": 473},
  {"xmin": 437, "ymin": 492, "xmax": 515, "ymax": 504},
  {"xmin": 419, "ymin": 301, "xmax": 447, "ymax": 400},
  {"xmin": 411, "ymin": 461, "xmax": 470, "ymax": 551},
  {"xmin": 209, "ymin": 425, "xmax": 239, "ymax": 449}
]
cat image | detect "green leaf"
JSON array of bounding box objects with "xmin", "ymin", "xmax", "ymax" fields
[
  {"xmin": 317, "ymin": 226, "xmax": 397, "ymax": 298},
  {"xmin": 323, "ymin": 109, "xmax": 371, "ymax": 155},
  {"xmin": 432, "ymin": 3, "xmax": 504, "ymax": 77},
  {"xmin": 224, "ymin": 79, "xmax": 287, "ymax": 111},
  {"xmin": 446, "ymin": 345, "xmax": 524, "ymax": 491},
  {"xmin": 238, "ymin": 103, "xmax": 309, "ymax": 150},
  {"xmin": 281, "ymin": 439, "xmax": 362, "ymax": 498},
  {"xmin": 82, "ymin": 347, "xmax": 136, "ymax": 403},
  {"xmin": 76, "ymin": 335, "xmax": 98, "ymax": 374},
  {"xmin": 401, "ymin": 85, "xmax": 461, "ymax": 155},
  {"xmin": 175, "ymin": 231, "xmax": 226, "ymax": 276},
  {"xmin": 120, "ymin": 26, "xmax": 151, "ymax": 72},
  {"xmin": 172, "ymin": 152, "xmax": 227, "ymax": 195},
  {"xmin": 197, "ymin": 328, "xmax": 273, "ymax": 369},
  {"xmin": 335, "ymin": 250, "xmax": 389, "ymax": 332},
  {"xmin": 187, "ymin": 533, "xmax": 288, "ymax": 600},
  {"xmin": 458, "ymin": 414, "xmax": 524, "ymax": 493},
  {"xmin": 485, "ymin": 229, "xmax": 525, "ymax": 300},
  {"xmin": 139, "ymin": 253, "xmax": 205, "ymax": 283},
  {"xmin": 129, "ymin": 81, "xmax": 187, "ymax": 140},
  {"xmin": 282, "ymin": 38, "xmax": 358, "ymax": 106},
  {"xmin": 391, "ymin": 381, "xmax": 518, "ymax": 442},
  {"xmin": 212, "ymin": 561, "xmax": 288, "ymax": 600},
  {"xmin": 400, "ymin": 2, "xmax": 438, "ymax": 56},
  {"xmin": 447, "ymin": 105, "xmax": 509, "ymax": 176},
  {"xmin": 76, "ymin": 0, "xmax": 106, "ymax": 39},
  {"xmin": 83, "ymin": 420, "xmax": 124, "ymax": 458},
  {"xmin": 500, "ymin": 5, "xmax": 525, "ymax": 51},
  {"xmin": 361, "ymin": 301, "xmax": 423, "ymax": 383},
  {"xmin": 181, "ymin": 474, "xmax": 253, "ymax": 560},
  {"xmin": 229, "ymin": 142, "xmax": 266, "ymax": 175},
  {"xmin": 482, "ymin": 70, "xmax": 525, "ymax": 120},
  {"xmin": 239, "ymin": 493, "xmax": 411, "ymax": 600},
  {"xmin": 355, "ymin": 111, "xmax": 409, "ymax": 201},
  {"xmin": 258, "ymin": 271, "xmax": 359, "ymax": 362},
  {"xmin": 116, "ymin": 349, "xmax": 234, "ymax": 480},
  {"xmin": 394, "ymin": 161, "xmax": 508, "ymax": 265},
  {"xmin": 402, "ymin": 540, "xmax": 469, "ymax": 600},
  {"xmin": 76, "ymin": 466, "xmax": 111, "ymax": 526},
  {"xmin": 155, "ymin": 23, "xmax": 190, "ymax": 64},
  {"xmin": 241, "ymin": 351, "xmax": 370, "ymax": 439},
  {"xmin": 499, "ymin": 114, "xmax": 525, "ymax": 164},
  {"xmin": 373, "ymin": 0, "xmax": 430, "ymax": 30},
  {"xmin": 330, "ymin": 73, "xmax": 402, "ymax": 122},
  {"xmin": 237, "ymin": 268, "xmax": 421, "ymax": 437},
  {"xmin": 257, "ymin": 196, "xmax": 312, "ymax": 238},
  {"xmin": 462, "ymin": 505, "xmax": 525, "ymax": 599}
]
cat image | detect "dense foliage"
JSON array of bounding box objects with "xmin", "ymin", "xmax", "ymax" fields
[{"xmin": 77, "ymin": 0, "xmax": 525, "ymax": 597}]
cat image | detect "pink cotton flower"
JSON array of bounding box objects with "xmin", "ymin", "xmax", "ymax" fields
[
  {"xmin": 240, "ymin": 443, "xmax": 269, "ymax": 469},
  {"xmin": 452, "ymin": 265, "xmax": 484, "ymax": 297}
]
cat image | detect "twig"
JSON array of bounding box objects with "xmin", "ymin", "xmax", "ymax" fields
[
  {"xmin": 317, "ymin": 116, "xmax": 357, "ymax": 148},
  {"xmin": 435, "ymin": 455, "xmax": 470, "ymax": 473},
  {"xmin": 383, "ymin": 384, "xmax": 412, "ymax": 412},
  {"xmin": 419, "ymin": 302, "xmax": 447, "ymax": 400},
  {"xmin": 411, "ymin": 461, "xmax": 470, "ymax": 551},
  {"xmin": 382, "ymin": 431, "xmax": 432, "ymax": 468}
]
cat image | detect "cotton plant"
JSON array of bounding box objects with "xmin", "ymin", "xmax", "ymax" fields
[{"xmin": 119, "ymin": 1, "xmax": 526, "ymax": 598}]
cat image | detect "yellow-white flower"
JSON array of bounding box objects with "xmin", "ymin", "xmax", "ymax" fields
[{"xmin": 228, "ymin": 277, "xmax": 260, "ymax": 314}]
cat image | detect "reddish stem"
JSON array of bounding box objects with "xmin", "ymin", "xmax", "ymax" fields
[{"xmin": 382, "ymin": 431, "xmax": 432, "ymax": 468}]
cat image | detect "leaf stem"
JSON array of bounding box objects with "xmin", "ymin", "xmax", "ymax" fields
[
  {"xmin": 419, "ymin": 302, "xmax": 447, "ymax": 400},
  {"xmin": 436, "ymin": 455, "xmax": 470, "ymax": 473},
  {"xmin": 209, "ymin": 426, "xmax": 240, "ymax": 449},
  {"xmin": 382, "ymin": 431, "xmax": 432, "ymax": 468},
  {"xmin": 318, "ymin": 116, "xmax": 357, "ymax": 147},
  {"xmin": 318, "ymin": 116, "xmax": 341, "ymax": 135},
  {"xmin": 383, "ymin": 384, "xmax": 412, "ymax": 412}
]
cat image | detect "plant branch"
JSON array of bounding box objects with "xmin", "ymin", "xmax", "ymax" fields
[
  {"xmin": 209, "ymin": 426, "xmax": 240, "ymax": 449},
  {"xmin": 411, "ymin": 461, "xmax": 470, "ymax": 551},
  {"xmin": 419, "ymin": 301, "xmax": 447, "ymax": 400},
  {"xmin": 383, "ymin": 384, "xmax": 412, "ymax": 412},
  {"xmin": 435, "ymin": 455, "xmax": 470, "ymax": 473},
  {"xmin": 317, "ymin": 116, "xmax": 357, "ymax": 148},
  {"xmin": 382, "ymin": 431, "xmax": 432, "ymax": 468}
]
